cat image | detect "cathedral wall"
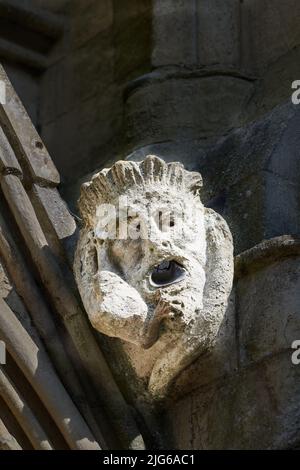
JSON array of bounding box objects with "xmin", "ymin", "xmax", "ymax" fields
[{"xmin": 1, "ymin": 1, "xmax": 300, "ymax": 450}]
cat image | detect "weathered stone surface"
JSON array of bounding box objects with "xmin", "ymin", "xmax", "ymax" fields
[
  {"xmin": 41, "ymin": 84, "xmax": 122, "ymax": 178},
  {"xmin": 126, "ymin": 75, "xmax": 253, "ymax": 148},
  {"xmin": 113, "ymin": 0, "xmax": 151, "ymax": 82},
  {"xmin": 170, "ymin": 290, "xmax": 237, "ymax": 396},
  {"xmin": 30, "ymin": 184, "xmax": 77, "ymax": 261},
  {"xmin": 152, "ymin": 0, "xmax": 197, "ymax": 66},
  {"xmin": 242, "ymin": 0, "xmax": 300, "ymax": 73},
  {"xmin": 0, "ymin": 243, "xmax": 41, "ymax": 341},
  {"xmin": 0, "ymin": 297, "xmax": 101, "ymax": 450},
  {"xmin": 0, "ymin": 173, "xmax": 145, "ymax": 450},
  {"xmin": 140, "ymin": 101, "xmax": 300, "ymax": 254},
  {"xmin": 0, "ymin": 65, "xmax": 60, "ymax": 185},
  {"xmin": 4, "ymin": 0, "xmax": 300, "ymax": 451},
  {"xmin": 152, "ymin": 0, "xmax": 240, "ymax": 67},
  {"xmin": 129, "ymin": 102, "xmax": 296, "ymax": 254},
  {"xmin": 237, "ymin": 256, "xmax": 300, "ymax": 366},
  {"xmin": 235, "ymin": 235, "xmax": 300, "ymax": 278},
  {"xmin": 197, "ymin": 0, "xmax": 241, "ymax": 66},
  {"xmin": 0, "ymin": 262, "xmax": 11, "ymax": 300},
  {"xmin": 166, "ymin": 352, "xmax": 300, "ymax": 449},
  {"xmin": 30, "ymin": 0, "xmax": 68, "ymax": 13},
  {"xmin": 40, "ymin": 31, "xmax": 114, "ymax": 125},
  {"xmin": 199, "ymin": 102, "xmax": 295, "ymax": 195},
  {"xmin": 0, "ymin": 368, "xmax": 53, "ymax": 450},
  {"xmin": 0, "ymin": 418, "xmax": 21, "ymax": 450},
  {"xmin": 3, "ymin": 62, "xmax": 39, "ymax": 127},
  {"xmin": 0, "ymin": 0, "xmax": 64, "ymax": 40},
  {"xmin": 74, "ymin": 155, "xmax": 234, "ymax": 398},
  {"xmin": 0, "ymin": 127, "xmax": 22, "ymax": 175},
  {"xmin": 265, "ymin": 101, "xmax": 300, "ymax": 185}
]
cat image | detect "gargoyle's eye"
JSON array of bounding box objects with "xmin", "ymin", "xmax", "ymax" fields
[{"xmin": 150, "ymin": 260, "xmax": 186, "ymax": 287}]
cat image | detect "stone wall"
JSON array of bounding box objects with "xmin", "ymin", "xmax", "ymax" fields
[
  {"xmin": 164, "ymin": 238, "xmax": 300, "ymax": 449},
  {"xmin": 39, "ymin": 0, "xmax": 152, "ymax": 207},
  {"xmin": 4, "ymin": 1, "xmax": 300, "ymax": 211},
  {"xmin": 2, "ymin": 0, "xmax": 300, "ymax": 450},
  {"xmin": 40, "ymin": 0, "xmax": 300, "ymax": 449}
]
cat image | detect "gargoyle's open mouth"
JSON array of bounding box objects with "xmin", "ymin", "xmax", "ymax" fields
[{"xmin": 149, "ymin": 260, "xmax": 186, "ymax": 287}]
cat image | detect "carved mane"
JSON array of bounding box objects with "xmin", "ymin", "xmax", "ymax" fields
[{"xmin": 78, "ymin": 155, "xmax": 203, "ymax": 226}]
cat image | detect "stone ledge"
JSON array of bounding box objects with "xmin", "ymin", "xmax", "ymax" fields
[
  {"xmin": 235, "ymin": 234, "xmax": 300, "ymax": 278},
  {"xmin": 124, "ymin": 65, "xmax": 256, "ymax": 101}
]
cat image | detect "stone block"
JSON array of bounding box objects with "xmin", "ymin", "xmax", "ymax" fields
[
  {"xmin": 197, "ymin": 0, "xmax": 241, "ymax": 67},
  {"xmin": 152, "ymin": 0, "xmax": 197, "ymax": 66},
  {"xmin": 126, "ymin": 75, "xmax": 253, "ymax": 148},
  {"xmin": 166, "ymin": 352, "xmax": 300, "ymax": 449},
  {"xmin": 4, "ymin": 62, "xmax": 39, "ymax": 126},
  {"xmin": 30, "ymin": 184, "xmax": 77, "ymax": 262},
  {"xmin": 0, "ymin": 127, "xmax": 22, "ymax": 175},
  {"xmin": 31, "ymin": 185, "xmax": 76, "ymax": 240},
  {"xmin": 242, "ymin": 0, "xmax": 300, "ymax": 73},
  {"xmin": 41, "ymin": 32, "xmax": 114, "ymax": 124},
  {"xmin": 237, "ymin": 256, "xmax": 300, "ymax": 366},
  {"xmin": 0, "ymin": 65, "xmax": 60, "ymax": 185},
  {"xmin": 201, "ymin": 101, "xmax": 294, "ymax": 196}
]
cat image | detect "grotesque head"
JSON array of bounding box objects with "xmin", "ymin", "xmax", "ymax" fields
[{"xmin": 74, "ymin": 156, "xmax": 233, "ymax": 398}]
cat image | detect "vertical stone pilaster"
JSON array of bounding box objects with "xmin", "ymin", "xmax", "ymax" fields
[
  {"xmin": 125, "ymin": 0, "xmax": 252, "ymax": 161},
  {"xmin": 152, "ymin": 0, "xmax": 198, "ymax": 67},
  {"xmin": 197, "ymin": 0, "xmax": 241, "ymax": 67}
]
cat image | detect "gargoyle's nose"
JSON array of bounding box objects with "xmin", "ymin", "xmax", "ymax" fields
[{"xmin": 149, "ymin": 260, "xmax": 186, "ymax": 287}]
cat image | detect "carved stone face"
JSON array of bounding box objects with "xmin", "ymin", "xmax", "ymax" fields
[
  {"xmin": 108, "ymin": 186, "xmax": 207, "ymax": 349},
  {"xmin": 74, "ymin": 155, "xmax": 234, "ymax": 398}
]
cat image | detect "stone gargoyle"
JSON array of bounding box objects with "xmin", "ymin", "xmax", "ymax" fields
[{"xmin": 74, "ymin": 155, "xmax": 233, "ymax": 398}]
